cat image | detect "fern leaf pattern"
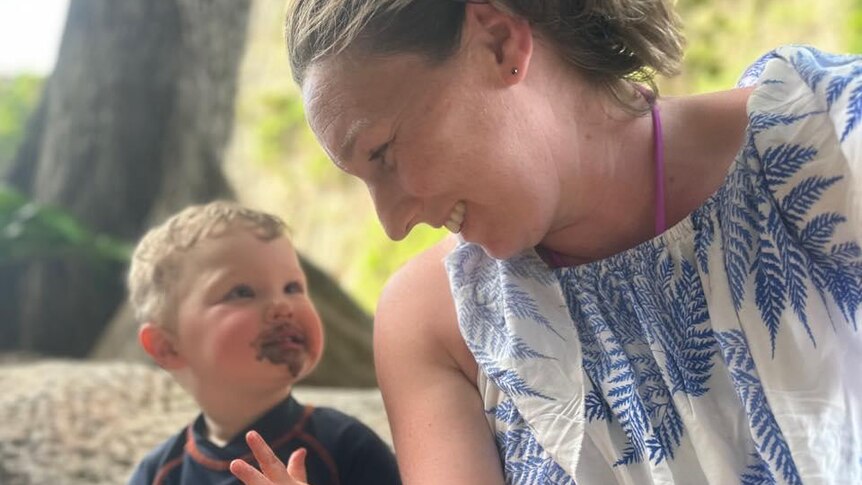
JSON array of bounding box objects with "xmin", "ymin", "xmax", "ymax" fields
[
  {"xmin": 740, "ymin": 454, "xmax": 778, "ymax": 485},
  {"xmin": 716, "ymin": 331, "xmax": 802, "ymax": 484},
  {"xmin": 718, "ymin": 147, "xmax": 763, "ymax": 311},
  {"xmin": 556, "ymin": 249, "xmax": 716, "ymax": 467},
  {"xmin": 692, "ymin": 197, "xmax": 716, "ymax": 273},
  {"xmin": 790, "ymin": 47, "xmax": 858, "ymax": 91},
  {"xmin": 445, "ymin": 46, "xmax": 862, "ymax": 484},
  {"xmin": 841, "ymin": 74, "xmax": 862, "ymax": 141},
  {"xmin": 825, "ymin": 64, "xmax": 862, "ymax": 110},
  {"xmin": 487, "ymin": 400, "xmax": 577, "ymax": 485},
  {"xmin": 784, "ymin": 46, "xmax": 862, "ymax": 142}
]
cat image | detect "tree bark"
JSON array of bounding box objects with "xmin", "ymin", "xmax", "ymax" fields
[
  {"xmin": 3, "ymin": 0, "xmax": 377, "ymax": 387},
  {"xmin": 1, "ymin": 0, "xmax": 247, "ymax": 356}
]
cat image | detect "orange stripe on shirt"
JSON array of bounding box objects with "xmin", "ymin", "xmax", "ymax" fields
[
  {"xmin": 152, "ymin": 454, "xmax": 184, "ymax": 485},
  {"xmin": 297, "ymin": 431, "xmax": 341, "ymax": 485},
  {"xmin": 186, "ymin": 405, "xmax": 315, "ymax": 471}
]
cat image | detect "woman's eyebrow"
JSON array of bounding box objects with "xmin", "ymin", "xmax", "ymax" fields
[{"xmin": 338, "ymin": 118, "xmax": 371, "ymax": 168}]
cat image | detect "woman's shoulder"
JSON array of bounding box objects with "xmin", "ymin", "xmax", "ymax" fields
[
  {"xmin": 376, "ymin": 235, "xmax": 459, "ymax": 335},
  {"xmin": 738, "ymin": 45, "xmax": 860, "ymax": 89},
  {"xmin": 377, "ymin": 235, "xmax": 458, "ymax": 314},
  {"xmin": 741, "ymin": 45, "xmax": 861, "ymax": 160},
  {"xmin": 375, "ymin": 235, "xmax": 473, "ymax": 370},
  {"xmin": 726, "ymin": 46, "xmax": 862, "ymax": 299},
  {"xmin": 739, "ymin": 46, "xmax": 861, "ymax": 128}
]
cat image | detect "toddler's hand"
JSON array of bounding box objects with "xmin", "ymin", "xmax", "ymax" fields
[{"xmin": 230, "ymin": 430, "xmax": 309, "ymax": 485}]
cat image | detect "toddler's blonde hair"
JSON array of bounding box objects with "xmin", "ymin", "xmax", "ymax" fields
[{"xmin": 128, "ymin": 201, "xmax": 287, "ymax": 327}]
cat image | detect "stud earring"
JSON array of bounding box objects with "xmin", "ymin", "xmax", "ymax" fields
[{"xmin": 511, "ymin": 67, "xmax": 519, "ymax": 76}]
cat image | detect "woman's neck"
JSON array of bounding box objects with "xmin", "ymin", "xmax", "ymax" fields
[
  {"xmin": 541, "ymin": 86, "xmax": 754, "ymax": 265},
  {"xmin": 539, "ymin": 85, "xmax": 655, "ymax": 263}
]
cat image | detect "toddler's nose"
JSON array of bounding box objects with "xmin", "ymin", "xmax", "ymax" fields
[{"xmin": 266, "ymin": 299, "xmax": 293, "ymax": 322}]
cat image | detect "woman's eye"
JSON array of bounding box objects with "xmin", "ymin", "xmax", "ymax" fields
[
  {"xmin": 285, "ymin": 281, "xmax": 304, "ymax": 294},
  {"xmin": 225, "ymin": 284, "xmax": 255, "ymax": 300},
  {"xmin": 369, "ymin": 141, "xmax": 394, "ymax": 170}
]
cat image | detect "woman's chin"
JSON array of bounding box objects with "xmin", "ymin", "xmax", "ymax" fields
[
  {"xmin": 475, "ymin": 239, "xmax": 527, "ymax": 261},
  {"xmin": 464, "ymin": 221, "xmax": 543, "ymax": 261}
]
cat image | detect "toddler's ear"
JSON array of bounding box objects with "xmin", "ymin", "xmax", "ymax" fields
[{"xmin": 138, "ymin": 323, "xmax": 185, "ymax": 369}]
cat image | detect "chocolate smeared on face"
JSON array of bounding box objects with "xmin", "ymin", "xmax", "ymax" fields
[{"xmin": 251, "ymin": 323, "xmax": 307, "ymax": 377}]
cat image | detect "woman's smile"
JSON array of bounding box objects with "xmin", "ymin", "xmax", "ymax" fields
[{"xmin": 445, "ymin": 201, "xmax": 466, "ymax": 233}]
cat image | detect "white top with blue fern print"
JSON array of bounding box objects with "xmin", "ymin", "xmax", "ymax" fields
[{"xmin": 444, "ymin": 46, "xmax": 862, "ymax": 485}]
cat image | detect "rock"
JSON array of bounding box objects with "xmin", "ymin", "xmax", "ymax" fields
[{"xmin": 0, "ymin": 359, "xmax": 391, "ymax": 485}]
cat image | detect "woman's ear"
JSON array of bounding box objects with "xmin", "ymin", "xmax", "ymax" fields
[
  {"xmin": 139, "ymin": 322, "xmax": 185, "ymax": 370},
  {"xmin": 463, "ymin": 2, "xmax": 533, "ymax": 85}
]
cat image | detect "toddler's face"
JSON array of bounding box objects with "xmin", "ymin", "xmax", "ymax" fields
[{"xmin": 171, "ymin": 230, "xmax": 324, "ymax": 392}]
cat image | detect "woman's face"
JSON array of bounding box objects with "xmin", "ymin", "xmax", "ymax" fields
[{"xmin": 302, "ymin": 49, "xmax": 564, "ymax": 260}]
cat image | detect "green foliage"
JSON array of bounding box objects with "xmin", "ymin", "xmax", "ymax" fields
[
  {"xmin": 256, "ymin": 92, "xmax": 306, "ymax": 163},
  {"xmin": 254, "ymin": 91, "xmax": 351, "ymax": 188},
  {"xmin": 849, "ymin": 0, "xmax": 862, "ymax": 53},
  {"xmin": 0, "ymin": 75, "xmax": 43, "ymax": 171},
  {"xmin": 0, "ymin": 186, "xmax": 132, "ymax": 266},
  {"xmin": 669, "ymin": 0, "xmax": 854, "ymax": 93},
  {"xmin": 346, "ymin": 219, "xmax": 447, "ymax": 312}
]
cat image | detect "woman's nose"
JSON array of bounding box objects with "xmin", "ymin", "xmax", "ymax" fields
[{"xmin": 370, "ymin": 182, "xmax": 419, "ymax": 241}]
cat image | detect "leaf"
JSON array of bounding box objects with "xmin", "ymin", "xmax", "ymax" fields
[
  {"xmin": 716, "ymin": 330, "xmax": 803, "ymax": 485},
  {"xmin": 792, "ymin": 49, "xmax": 828, "ymax": 90},
  {"xmin": 780, "ymin": 175, "xmax": 843, "ymax": 225},
  {"xmin": 503, "ymin": 282, "xmax": 562, "ymax": 339},
  {"xmin": 748, "ymin": 112, "xmax": 815, "ymax": 135},
  {"xmin": 800, "ymin": 213, "xmax": 846, "ymax": 249},
  {"xmin": 760, "ymin": 144, "xmax": 818, "ymax": 189},
  {"xmin": 0, "ymin": 185, "xmax": 132, "ymax": 266},
  {"xmin": 482, "ymin": 361, "xmax": 552, "ymax": 400},
  {"xmin": 840, "ymin": 80, "xmax": 862, "ymax": 142},
  {"xmin": 825, "ymin": 67, "xmax": 862, "ymax": 109},
  {"xmin": 585, "ymin": 389, "xmax": 611, "ymax": 422},
  {"xmin": 488, "ymin": 398, "xmax": 522, "ymax": 426}
]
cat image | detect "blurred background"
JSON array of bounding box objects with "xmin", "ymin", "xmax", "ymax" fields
[{"xmin": 0, "ymin": 0, "xmax": 860, "ymax": 385}]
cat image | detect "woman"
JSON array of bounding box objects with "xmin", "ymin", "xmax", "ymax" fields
[{"xmin": 231, "ymin": 1, "xmax": 862, "ymax": 483}]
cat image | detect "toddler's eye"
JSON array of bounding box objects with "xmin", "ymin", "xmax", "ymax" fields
[
  {"xmin": 285, "ymin": 281, "xmax": 304, "ymax": 294},
  {"xmin": 225, "ymin": 284, "xmax": 255, "ymax": 300}
]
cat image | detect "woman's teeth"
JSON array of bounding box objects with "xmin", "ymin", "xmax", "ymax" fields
[{"xmin": 445, "ymin": 201, "xmax": 465, "ymax": 233}]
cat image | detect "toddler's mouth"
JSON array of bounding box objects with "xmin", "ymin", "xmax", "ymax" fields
[
  {"xmin": 251, "ymin": 323, "xmax": 307, "ymax": 375},
  {"xmin": 259, "ymin": 323, "xmax": 306, "ymax": 350}
]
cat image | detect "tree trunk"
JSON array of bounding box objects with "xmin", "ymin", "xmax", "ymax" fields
[
  {"xmin": 1, "ymin": 0, "xmax": 248, "ymax": 356},
  {"xmin": 86, "ymin": 0, "xmax": 377, "ymax": 387},
  {"xmin": 3, "ymin": 0, "xmax": 377, "ymax": 387}
]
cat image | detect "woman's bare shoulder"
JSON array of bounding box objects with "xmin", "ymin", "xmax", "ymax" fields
[
  {"xmin": 373, "ymin": 238, "xmax": 499, "ymax": 483},
  {"xmin": 377, "ymin": 235, "xmax": 456, "ymax": 314},
  {"xmin": 375, "ymin": 235, "xmax": 477, "ymax": 381}
]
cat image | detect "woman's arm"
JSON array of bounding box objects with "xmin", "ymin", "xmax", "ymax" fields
[
  {"xmin": 230, "ymin": 238, "xmax": 504, "ymax": 485},
  {"xmin": 375, "ymin": 238, "xmax": 505, "ymax": 485}
]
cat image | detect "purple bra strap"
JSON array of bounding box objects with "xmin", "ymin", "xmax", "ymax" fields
[
  {"xmin": 542, "ymin": 244, "xmax": 566, "ymax": 268},
  {"xmin": 634, "ymin": 84, "xmax": 667, "ymax": 236},
  {"xmin": 541, "ymin": 85, "xmax": 666, "ymax": 268},
  {"xmin": 635, "ymin": 84, "xmax": 667, "ymax": 235}
]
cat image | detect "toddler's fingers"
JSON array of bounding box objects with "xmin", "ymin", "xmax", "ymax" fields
[
  {"xmin": 229, "ymin": 458, "xmax": 272, "ymax": 485},
  {"xmin": 287, "ymin": 447, "xmax": 308, "ymax": 482},
  {"xmin": 246, "ymin": 430, "xmax": 294, "ymax": 482}
]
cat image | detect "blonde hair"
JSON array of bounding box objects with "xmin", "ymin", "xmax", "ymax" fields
[
  {"xmin": 128, "ymin": 201, "xmax": 288, "ymax": 326},
  {"xmin": 285, "ymin": 0, "xmax": 685, "ymax": 110}
]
